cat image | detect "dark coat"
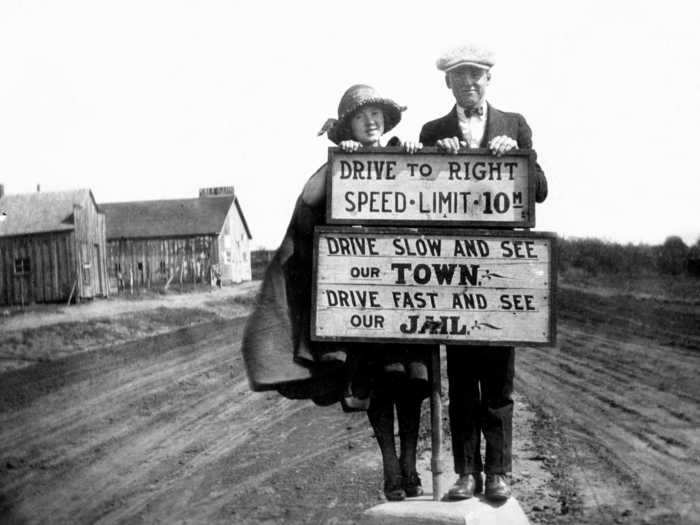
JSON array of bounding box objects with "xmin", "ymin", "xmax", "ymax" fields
[
  {"xmin": 241, "ymin": 159, "xmax": 430, "ymax": 407},
  {"xmin": 419, "ymin": 104, "xmax": 548, "ymax": 203},
  {"xmin": 241, "ymin": 185, "xmax": 348, "ymax": 406}
]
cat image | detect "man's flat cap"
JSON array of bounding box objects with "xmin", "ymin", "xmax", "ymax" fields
[{"xmin": 436, "ymin": 43, "xmax": 495, "ymax": 72}]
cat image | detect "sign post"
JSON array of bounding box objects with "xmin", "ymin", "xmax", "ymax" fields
[
  {"xmin": 431, "ymin": 345, "xmax": 444, "ymax": 500},
  {"xmin": 314, "ymin": 149, "xmax": 556, "ymax": 502}
]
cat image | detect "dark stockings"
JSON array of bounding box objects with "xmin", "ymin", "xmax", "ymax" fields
[
  {"xmin": 396, "ymin": 388, "xmax": 421, "ymax": 478},
  {"xmin": 367, "ymin": 379, "xmax": 422, "ymax": 487}
]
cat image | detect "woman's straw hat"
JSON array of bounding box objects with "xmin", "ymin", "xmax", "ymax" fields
[{"xmin": 319, "ymin": 84, "xmax": 406, "ymax": 144}]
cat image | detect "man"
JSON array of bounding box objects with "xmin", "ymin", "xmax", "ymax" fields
[{"xmin": 419, "ymin": 43, "xmax": 548, "ymax": 502}]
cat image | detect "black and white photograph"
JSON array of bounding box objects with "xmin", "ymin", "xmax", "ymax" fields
[{"xmin": 0, "ymin": 1, "xmax": 698, "ymax": 524}]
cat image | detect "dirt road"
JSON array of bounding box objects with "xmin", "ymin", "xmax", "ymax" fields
[
  {"xmin": 0, "ymin": 314, "xmax": 556, "ymax": 524},
  {"xmin": 517, "ymin": 286, "xmax": 700, "ymax": 524},
  {"xmin": 0, "ymin": 319, "xmax": 381, "ymax": 524},
  {"xmin": 0, "ymin": 284, "xmax": 698, "ymax": 524}
]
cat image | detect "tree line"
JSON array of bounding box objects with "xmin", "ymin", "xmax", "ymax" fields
[{"xmin": 558, "ymin": 236, "xmax": 700, "ymax": 277}]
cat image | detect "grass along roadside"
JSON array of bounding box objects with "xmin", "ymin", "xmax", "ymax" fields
[{"xmin": 0, "ymin": 287, "xmax": 259, "ymax": 374}]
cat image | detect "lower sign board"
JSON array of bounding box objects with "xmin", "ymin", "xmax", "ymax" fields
[{"xmin": 311, "ymin": 226, "xmax": 556, "ymax": 345}]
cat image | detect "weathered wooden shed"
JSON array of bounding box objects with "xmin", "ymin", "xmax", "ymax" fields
[
  {"xmin": 0, "ymin": 187, "xmax": 109, "ymax": 306},
  {"xmin": 101, "ymin": 187, "xmax": 252, "ymax": 291}
]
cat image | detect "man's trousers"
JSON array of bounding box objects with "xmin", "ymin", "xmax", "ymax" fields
[{"xmin": 446, "ymin": 345, "xmax": 514, "ymax": 475}]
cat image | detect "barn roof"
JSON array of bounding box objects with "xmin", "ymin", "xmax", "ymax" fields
[
  {"xmin": 0, "ymin": 189, "xmax": 97, "ymax": 237},
  {"xmin": 102, "ymin": 196, "xmax": 252, "ymax": 240}
]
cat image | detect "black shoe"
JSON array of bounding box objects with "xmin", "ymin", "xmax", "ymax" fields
[
  {"xmin": 384, "ymin": 474, "xmax": 406, "ymax": 501},
  {"xmin": 446, "ymin": 474, "xmax": 477, "ymax": 500},
  {"xmin": 484, "ymin": 474, "xmax": 511, "ymax": 501},
  {"xmin": 403, "ymin": 472, "xmax": 423, "ymax": 498}
]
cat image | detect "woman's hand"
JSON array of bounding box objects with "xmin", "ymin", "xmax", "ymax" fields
[
  {"xmin": 339, "ymin": 140, "xmax": 363, "ymax": 152},
  {"xmin": 402, "ymin": 141, "xmax": 423, "ymax": 154}
]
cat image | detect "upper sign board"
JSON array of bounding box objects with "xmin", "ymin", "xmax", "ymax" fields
[{"xmin": 326, "ymin": 147, "xmax": 535, "ymax": 227}]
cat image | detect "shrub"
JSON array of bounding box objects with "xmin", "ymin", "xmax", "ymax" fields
[{"xmin": 657, "ymin": 236, "xmax": 688, "ymax": 275}]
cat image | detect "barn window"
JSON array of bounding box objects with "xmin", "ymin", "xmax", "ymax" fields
[
  {"xmin": 83, "ymin": 262, "xmax": 91, "ymax": 285},
  {"xmin": 14, "ymin": 257, "xmax": 31, "ymax": 275},
  {"xmin": 225, "ymin": 250, "xmax": 232, "ymax": 263},
  {"xmin": 137, "ymin": 262, "xmax": 143, "ymax": 271}
]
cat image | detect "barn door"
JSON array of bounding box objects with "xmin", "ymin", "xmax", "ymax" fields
[
  {"xmin": 94, "ymin": 244, "xmax": 103, "ymax": 296},
  {"xmin": 81, "ymin": 244, "xmax": 93, "ymax": 298},
  {"xmin": 13, "ymin": 256, "xmax": 32, "ymax": 306}
]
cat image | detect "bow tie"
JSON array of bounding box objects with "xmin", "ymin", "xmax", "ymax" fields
[{"xmin": 463, "ymin": 106, "xmax": 484, "ymax": 118}]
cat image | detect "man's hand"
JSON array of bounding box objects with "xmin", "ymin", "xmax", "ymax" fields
[
  {"xmin": 488, "ymin": 135, "xmax": 517, "ymax": 156},
  {"xmin": 402, "ymin": 141, "xmax": 423, "ymax": 154},
  {"xmin": 339, "ymin": 140, "xmax": 363, "ymax": 152},
  {"xmin": 436, "ymin": 137, "xmax": 465, "ymax": 154}
]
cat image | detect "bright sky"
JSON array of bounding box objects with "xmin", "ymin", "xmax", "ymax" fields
[{"xmin": 1, "ymin": 0, "xmax": 698, "ymax": 249}]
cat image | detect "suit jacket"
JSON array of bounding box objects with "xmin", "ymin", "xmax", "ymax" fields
[{"xmin": 420, "ymin": 104, "xmax": 548, "ymax": 202}]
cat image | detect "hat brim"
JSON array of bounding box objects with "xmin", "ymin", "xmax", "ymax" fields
[
  {"xmin": 328, "ymin": 98, "xmax": 405, "ymax": 145},
  {"xmin": 442, "ymin": 60, "xmax": 492, "ymax": 72}
]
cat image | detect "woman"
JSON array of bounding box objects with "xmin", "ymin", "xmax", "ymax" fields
[
  {"xmin": 319, "ymin": 85, "xmax": 429, "ymax": 501},
  {"xmin": 242, "ymin": 85, "xmax": 428, "ymax": 501}
]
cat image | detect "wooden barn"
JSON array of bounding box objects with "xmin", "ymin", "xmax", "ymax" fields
[
  {"xmin": 101, "ymin": 187, "xmax": 252, "ymax": 292},
  {"xmin": 0, "ymin": 186, "xmax": 109, "ymax": 306}
]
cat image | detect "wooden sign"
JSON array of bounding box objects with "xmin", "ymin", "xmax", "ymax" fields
[
  {"xmin": 326, "ymin": 148, "xmax": 536, "ymax": 228},
  {"xmin": 311, "ymin": 227, "xmax": 556, "ymax": 345}
]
